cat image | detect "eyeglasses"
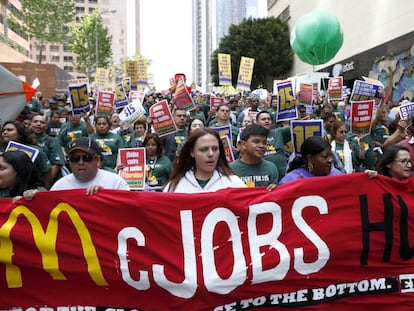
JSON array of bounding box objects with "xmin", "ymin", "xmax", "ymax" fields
[
  {"xmin": 394, "ymin": 158, "xmax": 412, "ymax": 166},
  {"xmin": 69, "ymin": 154, "xmax": 95, "ymax": 163},
  {"xmin": 338, "ymin": 130, "xmax": 347, "ymax": 134}
]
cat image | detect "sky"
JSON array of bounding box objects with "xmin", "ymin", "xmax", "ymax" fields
[
  {"xmin": 127, "ymin": 0, "xmax": 193, "ymax": 91},
  {"xmin": 127, "ymin": 0, "xmax": 267, "ymax": 91}
]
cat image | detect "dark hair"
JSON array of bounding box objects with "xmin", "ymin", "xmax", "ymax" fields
[
  {"xmin": 255, "ymin": 110, "xmax": 271, "ymax": 122},
  {"xmin": 288, "ymin": 136, "xmax": 331, "ymax": 172},
  {"xmin": 95, "ymin": 115, "xmax": 112, "ymax": 127},
  {"xmin": 240, "ymin": 124, "xmax": 269, "ymax": 141},
  {"xmin": 143, "ymin": 133, "xmax": 163, "ymax": 158},
  {"xmin": 188, "ymin": 117, "xmax": 205, "ymax": 133},
  {"xmin": 0, "ymin": 151, "xmax": 44, "ymax": 196},
  {"xmin": 166, "ymin": 127, "xmax": 233, "ymax": 192},
  {"xmin": 376, "ymin": 145, "xmax": 410, "ymax": 178},
  {"xmin": 1, "ymin": 120, "xmax": 36, "ymax": 146},
  {"xmin": 134, "ymin": 119, "xmax": 147, "ymax": 130}
]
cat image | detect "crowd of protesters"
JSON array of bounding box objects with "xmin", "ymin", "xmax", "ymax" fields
[{"xmin": 1, "ymin": 88, "xmax": 413, "ymax": 199}]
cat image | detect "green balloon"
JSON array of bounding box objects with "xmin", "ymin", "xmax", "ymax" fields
[{"xmin": 290, "ymin": 11, "xmax": 343, "ymax": 65}]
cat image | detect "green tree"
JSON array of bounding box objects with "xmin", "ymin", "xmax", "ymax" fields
[
  {"xmin": 8, "ymin": 0, "xmax": 75, "ymax": 64},
  {"xmin": 211, "ymin": 17, "xmax": 293, "ymax": 90},
  {"xmin": 70, "ymin": 11, "xmax": 112, "ymax": 80}
]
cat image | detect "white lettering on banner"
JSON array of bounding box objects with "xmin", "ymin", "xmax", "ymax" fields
[
  {"xmin": 248, "ymin": 202, "xmax": 289, "ymax": 284},
  {"xmin": 118, "ymin": 227, "xmax": 150, "ymax": 290},
  {"xmin": 214, "ymin": 277, "xmax": 397, "ymax": 310},
  {"xmin": 117, "ymin": 197, "xmax": 330, "ymax": 298},
  {"xmin": 292, "ymin": 196, "xmax": 330, "ymax": 274},
  {"xmin": 153, "ymin": 210, "xmax": 197, "ymax": 298},
  {"xmin": 400, "ymin": 273, "xmax": 414, "ymax": 293},
  {"xmin": 202, "ymin": 208, "xmax": 246, "ymax": 294}
]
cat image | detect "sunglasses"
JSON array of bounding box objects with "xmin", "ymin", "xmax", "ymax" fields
[{"xmin": 68, "ymin": 154, "xmax": 95, "ymax": 163}]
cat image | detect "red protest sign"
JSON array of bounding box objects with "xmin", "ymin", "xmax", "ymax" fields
[{"xmin": 150, "ymin": 99, "xmax": 177, "ymax": 137}]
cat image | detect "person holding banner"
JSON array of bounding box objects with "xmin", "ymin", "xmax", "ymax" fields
[
  {"xmin": 279, "ymin": 136, "xmax": 343, "ymax": 185},
  {"xmin": 163, "ymin": 127, "xmax": 245, "ymax": 193},
  {"xmin": 375, "ymin": 145, "xmax": 412, "ymax": 181},
  {"xmin": 230, "ymin": 124, "xmax": 278, "ymax": 191},
  {"xmin": 0, "ymin": 150, "xmax": 44, "ymax": 199},
  {"xmin": 49, "ymin": 137, "xmax": 129, "ymax": 193}
]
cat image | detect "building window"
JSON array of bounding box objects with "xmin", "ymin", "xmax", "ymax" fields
[
  {"xmin": 75, "ymin": 0, "xmax": 85, "ymax": 2},
  {"xmin": 88, "ymin": 0, "xmax": 98, "ymax": 3},
  {"xmin": 50, "ymin": 45, "xmax": 60, "ymax": 52},
  {"xmin": 75, "ymin": 6, "xmax": 85, "ymax": 13},
  {"xmin": 50, "ymin": 55, "xmax": 60, "ymax": 62},
  {"xmin": 36, "ymin": 55, "xmax": 46, "ymax": 62},
  {"xmin": 64, "ymin": 66, "xmax": 74, "ymax": 71},
  {"xmin": 36, "ymin": 45, "xmax": 46, "ymax": 51},
  {"xmin": 89, "ymin": 8, "xmax": 95, "ymax": 13},
  {"xmin": 279, "ymin": 6, "xmax": 290, "ymax": 23},
  {"xmin": 64, "ymin": 56, "xmax": 73, "ymax": 62},
  {"xmin": 63, "ymin": 45, "xmax": 71, "ymax": 52}
]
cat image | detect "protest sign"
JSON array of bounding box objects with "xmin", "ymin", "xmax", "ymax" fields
[
  {"xmin": 276, "ymin": 79, "xmax": 297, "ymax": 121},
  {"xmin": 350, "ymin": 100, "xmax": 375, "ymax": 135},
  {"xmin": 327, "ymin": 76, "xmax": 343, "ymax": 101},
  {"xmin": 118, "ymin": 92, "xmax": 146, "ymax": 130},
  {"xmin": 236, "ymin": 56, "xmax": 255, "ymax": 91},
  {"xmin": 398, "ymin": 101, "xmax": 414, "ymax": 120},
  {"xmin": 68, "ymin": 77, "xmax": 90, "ymax": 94},
  {"xmin": 211, "ymin": 124, "xmax": 233, "ymax": 146},
  {"xmin": 290, "ymin": 120, "xmax": 323, "ymax": 155},
  {"xmin": 115, "ymin": 78, "xmax": 131, "ymax": 109},
  {"xmin": 125, "ymin": 60, "xmax": 138, "ymax": 91},
  {"xmin": 350, "ymin": 80, "xmax": 383, "ymax": 102},
  {"xmin": 5, "ymin": 141, "xmax": 39, "ymax": 162},
  {"xmin": 298, "ymin": 83, "xmax": 313, "ymax": 105},
  {"xmin": 221, "ymin": 135, "xmax": 235, "ymax": 163},
  {"xmin": 174, "ymin": 78, "xmax": 195, "ymax": 111},
  {"xmin": 95, "ymin": 68, "xmax": 109, "ymax": 91},
  {"xmin": 118, "ymin": 147, "xmax": 145, "ymax": 190},
  {"xmin": 210, "ymin": 96, "xmax": 226, "ymax": 110},
  {"xmin": 95, "ymin": 91, "xmax": 115, "ymax": 116},
  {"xmin": 150, "ymin": 100, "xmax": 177, "ymax": 137},
  {"xmin": 137, "ymin": 57, "xmax": 148, "ymax": 91},
  {"xmin": 2, "ymin": 174, "xmax": 414, "ymax": 310},
  {"xmin": 68, "ymin": 83, "xmax": 90, "ymax": 115},
  {"xmin": 218, "ymin": 53, "xmax": 232, "ymax": 86}
]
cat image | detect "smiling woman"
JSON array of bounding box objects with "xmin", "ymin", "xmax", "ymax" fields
[{"xmin": 376, "ymin": 145, "xmax": 412, "ymax": 181}]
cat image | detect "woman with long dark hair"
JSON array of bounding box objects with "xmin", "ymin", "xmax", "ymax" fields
[
  {"xmin": 164, "ymin": 127, "xmax": 245, "ymax": 192},
  {"xmin": 0, "ymin": 150, "xmax": 44, "ymax": 198}
]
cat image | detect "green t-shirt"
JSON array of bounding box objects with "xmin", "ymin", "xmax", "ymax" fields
[
  {"xmin": 58, "ymin": 121, "xmax": 89, "ymax": 153},
  {"xmin": 230, "ymin": 158, "xmax": 278, "ymax": 187},
  {"xmin": 90, "ymin": 132, "xmax": 126, "ymax": 170},
  {"xmin": 263, "ymin": 127, "xmax": 291, "ymax": 181},
  {"xmin": 146, "ymin": 155, "xmax": 172, "ymax": 188}
]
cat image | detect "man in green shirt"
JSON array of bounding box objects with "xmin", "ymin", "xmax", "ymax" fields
[
  {"xmin": 255, "ymin": 111, "xmax": 291, "ymax": 181},
  {"xmin": 230, "ymin": 124, "xmax": 278, "ymax": 191}
]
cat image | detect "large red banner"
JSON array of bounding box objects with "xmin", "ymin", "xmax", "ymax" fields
[{"xmin": 1, "ymin": 173, "xmax": 414, "ymax": 310}]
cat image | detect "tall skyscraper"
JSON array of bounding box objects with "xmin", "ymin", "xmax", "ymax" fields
[{"xmin": 192, "ymin": 0, "xmax": 263, "ymax": 92}]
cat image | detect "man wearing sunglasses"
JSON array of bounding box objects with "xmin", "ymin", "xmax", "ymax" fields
[{"xmin": 49, "ymin": 136, "xmax": 129, "ymax": 193}]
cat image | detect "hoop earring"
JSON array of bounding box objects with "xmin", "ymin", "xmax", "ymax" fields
[{"xmin": 307, "ymin": 162, "xmax": 314, "ymax": 172}]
